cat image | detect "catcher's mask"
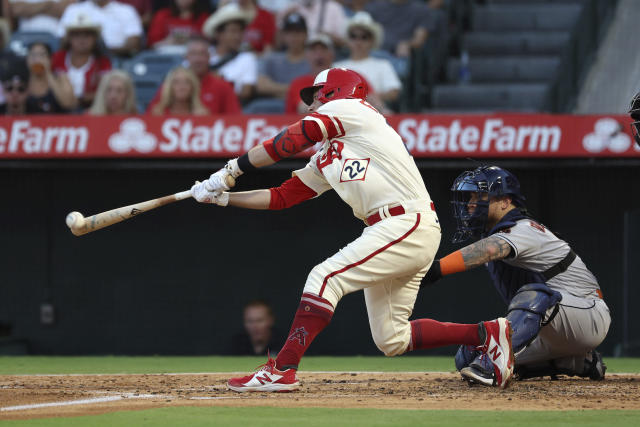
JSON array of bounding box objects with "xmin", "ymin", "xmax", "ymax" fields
[
  {"xmin": 451, "ymin": 166, "xmax": 525, "ymax": 243},
  {"xmin": 629, "ymin": 91, "xmax": 640, "ymax": 146}
]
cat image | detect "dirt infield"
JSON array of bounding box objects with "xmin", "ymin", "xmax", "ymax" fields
[{"xmin": 1, "ymin": 372, "xmax": 639, "ymax": 420}]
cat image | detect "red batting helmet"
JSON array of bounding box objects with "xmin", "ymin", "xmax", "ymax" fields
[{"xmin": 300, "ymin": 67, "xmax": 368, "ymax": 106}]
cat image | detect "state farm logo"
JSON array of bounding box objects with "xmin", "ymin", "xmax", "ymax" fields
[
  {"xmin": 108, "ymin": 118, "xmax": 157, "ymax": 153},
  {"xmin": 582, "ymin": 118, "xmax": 633, "ymax": 153},
  {"xmin": 398, "ymin": 119, "xmax": 561, "ymax": 153}
]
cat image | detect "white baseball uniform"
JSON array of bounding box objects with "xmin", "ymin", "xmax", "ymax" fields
[
  {"xmin": 292, "ymin": 98, "xmax": 441, "ymax": 356},
  {"xmin": 493, "ymin": 219, "xmax": 610, "ymax": 370}
]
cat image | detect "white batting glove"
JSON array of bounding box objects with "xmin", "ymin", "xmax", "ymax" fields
[
  {"xmin": 206, "ymin": 158, "xmax": 244, "ymax": 192},
  {"xmin": 191, "ymin": 181, "xmax": 229, "ymax": 206}
]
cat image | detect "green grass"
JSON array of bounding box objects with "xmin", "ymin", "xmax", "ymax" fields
[
  {"xmin": 3, "ymin": 407, "xmax": 640, "ymax": 427},
  {"xmin": 1, "ymin": 356, "xmax": 639, "ymax": 375}
]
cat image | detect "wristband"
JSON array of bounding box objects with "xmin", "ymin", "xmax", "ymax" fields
[
  {"xmin": 439, "ymin": 250, "xmax": 466, "ymax": 276},
  {"xmin": 236, "ymin": 153, "xmax": 257, "ymax": 175}
]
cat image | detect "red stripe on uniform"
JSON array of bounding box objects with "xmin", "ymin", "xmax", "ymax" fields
[
  {"xmin": 309, "ymin": 112, "xmax": 339, "ymax": 139},
  {"xmin": 318, "ymin": 214, "xmax": 422, "ymax": 297},
  {"xmin": 333, "ymin": 116, "xmax": 345, "ymax": 138},
  {"xmin": 301, "ymin": 292, "xmax": 330, "ymax": 304}
]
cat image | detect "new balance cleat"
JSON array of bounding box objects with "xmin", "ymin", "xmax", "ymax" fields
[
  {"xmin": 227, "ymin": 357, "xmax": 300, "ymax": 392},
  {"xmin": 461, "ymin": 318, "xmax": 514, "ymax": 389}
]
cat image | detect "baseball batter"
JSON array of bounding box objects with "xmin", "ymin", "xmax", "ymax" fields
[
  {"xmin": 423, "ymin": 166, "xmax": 610, "ymax": 384},
  {"xmin": 190, "ymin": 68, "xmax": 514, "ymax": 391}
]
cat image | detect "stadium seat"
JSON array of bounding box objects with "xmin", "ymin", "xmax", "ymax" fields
[
  {"xmin": 446, "ymin": 56, "xmax": 560, "ymax": 83},
  {"xmin": 122, "ymin": 52, "xmax": 185, "ymax": 112},
  {"xmin": 134, "ymin": 77, "xmax": 162, "ymax": 112},
  {"xmin": 9, "ymin": 31, "xmax": 60, "ymax": 56},
  {"xmin": 431, "ymin": 83, "xmax": 551, "ymax": 112},
  {"xmin": 462, "ymin": 32, "xmax": 571, "ymax": 56},
  {"xmin": 123, "ymin": 51, "xmax": 184, "ymax": 80},
  {"xmin": 472, "ymin": 4, "xmax": 582, "ymax": 32}
]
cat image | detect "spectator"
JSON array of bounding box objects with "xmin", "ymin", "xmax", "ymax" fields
[
  {"xmin": 88, "ymin": 69, "xmax": 137, "ymax": 115},
  {"xmin": 280, "ymin": 0, "xmax": 347, "ymax": 48},
  {"xmin": 247, "ymin": 12, "xmax": 310, "ymax": 113},
  {"xmin": 285, "ymin": 33, "xmax": 333, "ymax": 114},
  {"xmin": 203, "ymin": 3, "xmax": 258, "ymax": 103},
  {"xmin": 230, "ymin": 300, "xmax": 283, "ymax": 356},
  {"xmin": 147, "ymin": 36, "xmax": 242, "ymax": 115},
  {"xmin": 58, "ymin": 0, "xmax": 143, "ymax": 57},
  {"xmin": 119, "ymin": 0, "xmax": 153, "ymax": 28},
  {"xmin": 365, "ymin": 0, "xmax": 433, "ymax": 57},
  {"xmin": 149, "ymin": 66, "xmax": 209, "ymax": 115},
  {"xmin": 26, "ymin": 41, "xmax": 76, "ymax": 113},
  {"xmin": 340, "ymin": 0, "xmax": 369, "ymax": 17},
  {"xmin": 237, "ymin": 0, "xmax": 276, "ymax": 54},
  {"xmin": 51, "ymin": 13, "xmax": 112, "ymax": 109},
  {"xmin": 256, "ymin": 0, "xmax": 294, "ymax": 14},
  {"xmin": 334, "ymin": 12, "xmax": 400, "ymax": 108},
  {"xmin": 0, "ymin": 56, "xmax": 35, "ymax": 114},
  {"xmin": 9, "ymin": 0, "xmax": 71, "ymax": 36},
  {"xmin": 147, "ymin": 0, "xmax": 209, "ymax": 52}
]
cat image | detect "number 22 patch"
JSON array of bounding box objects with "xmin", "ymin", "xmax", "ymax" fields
[{"xmin": 340, "ymin": 158, "xmax": 370, "ymax": 182}]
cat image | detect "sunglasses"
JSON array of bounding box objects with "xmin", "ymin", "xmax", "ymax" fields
[
  {"xmin": 3, "ymin": 84, "xmax": 27, "ymax": 93},
  {"xmin": 349, "ymin": 32, "xmax": 372, "ymax": 41}
]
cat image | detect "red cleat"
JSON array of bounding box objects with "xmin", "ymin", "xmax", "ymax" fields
[
  {"xmin": 227, "ymin": 357, "xmax": 300, "ymax": 392},
  {"xmin": 461, "ymin": 317, "xmax": 514, "ymax": 389}
]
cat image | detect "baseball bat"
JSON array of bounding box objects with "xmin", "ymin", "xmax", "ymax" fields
[{"xmin": 65, "ymin": 175, "xmax": 235, "ymax": 236}]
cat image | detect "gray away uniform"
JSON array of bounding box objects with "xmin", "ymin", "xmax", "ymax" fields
[{"xmin": 493, "ymin": 217, "xmax": 610, "ymax": 373}]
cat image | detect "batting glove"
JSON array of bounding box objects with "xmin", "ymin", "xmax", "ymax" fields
[{"xmin": 191, "ymin": 181, "xmax": 229, "ymax": 206}]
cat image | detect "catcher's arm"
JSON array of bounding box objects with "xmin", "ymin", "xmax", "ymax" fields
[{"xmin": 423, "ymin": 236, "xmax": 512, "ymax": 286}]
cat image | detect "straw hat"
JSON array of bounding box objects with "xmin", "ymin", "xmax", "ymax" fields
[
  {"xmin": 346, "ymin": 11, "xmax": 383, "ymax": 50},
  {"xmin": 203, "ymin": 3, "xmax": 255, "ymax": 38}
]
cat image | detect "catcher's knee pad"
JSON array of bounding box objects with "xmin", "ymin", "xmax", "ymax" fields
[
  {"xmin": 455, "ymin": 345, "xmax": 480, "ymax": 371},
  {"xmin": 507, "ymin": 283, "xmax": 562, "ymax": 354}
]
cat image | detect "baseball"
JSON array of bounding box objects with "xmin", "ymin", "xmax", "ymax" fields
[{"xmin": 65, "ymin": 211, "xmax": 84, "ymax": 229}]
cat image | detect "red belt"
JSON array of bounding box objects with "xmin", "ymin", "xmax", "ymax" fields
[{"xmin": 366, "ymin": 202, "xmax": 435, "ymax": 226}]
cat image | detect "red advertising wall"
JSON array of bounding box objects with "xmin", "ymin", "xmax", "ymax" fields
[{"xmin": 0, "ymin": 114, "xmax": 637, "ymax": 158}]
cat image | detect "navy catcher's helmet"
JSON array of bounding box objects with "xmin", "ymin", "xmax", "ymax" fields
[
  {"xmin": 450, "ymin": 166, "xmax": 525, "ymax": 243},
  {"xmin": 629, "ymin": 91, "xmax": 640, "ymax": 146}
]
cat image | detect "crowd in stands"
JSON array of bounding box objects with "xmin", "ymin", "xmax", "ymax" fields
[{"xmin": 0, "ymin": 0, "xmax": 444, "ymax": 116}]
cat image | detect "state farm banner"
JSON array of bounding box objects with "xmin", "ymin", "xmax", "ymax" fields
[{"xmin": 0, "ymin": 114, "xmax": 637, "ymax": 159}]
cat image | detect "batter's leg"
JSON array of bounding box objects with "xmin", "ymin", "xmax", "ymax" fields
[
  {"xmin": 276, "ymin": 214, "xmax": 436, "ymax": 370},
  {"xmin": 364, "ymin": 270, "xmax": 483, "ymax": 356}
]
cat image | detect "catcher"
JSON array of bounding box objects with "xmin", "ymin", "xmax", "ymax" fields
[{"xmin": 423, "ymin": 166, "xmax": 610, "ymax": 384}]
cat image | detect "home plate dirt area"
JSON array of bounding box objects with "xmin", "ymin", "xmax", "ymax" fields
[{"xmin": 1, "ymin": 372, "xmax": 639, "ymax": 420}]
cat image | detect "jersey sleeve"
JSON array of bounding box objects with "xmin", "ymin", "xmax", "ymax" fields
[
  {"xmin": 302, "ymin": 99, "xmax": 359, "ymax": 141},
  {"xmin": 492, "ymin": 220, "xmax": 543, "ymax": 259},
  {"xmin": 292, "ymin": 151, "xmax": 332, "ymax": 196},
  {"xmin": 268, "ymin": 176, "xmax": 317, "ymax": 210}
]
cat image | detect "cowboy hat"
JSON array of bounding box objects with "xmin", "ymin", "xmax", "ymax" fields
[{"xmin": 347, "ymin": 11, "xmax": 383, "ymax": 50}]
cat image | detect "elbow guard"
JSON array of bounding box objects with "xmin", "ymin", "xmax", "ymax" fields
[{"xmin": 263, "ymin": 120, "xmax": 323, "ymax": 161}]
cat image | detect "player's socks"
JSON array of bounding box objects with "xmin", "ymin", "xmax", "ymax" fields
[
  {"xmin": 409, "ymin": 319, "xmax": 482, "ymax": 351},
  {"xmin": 275, "ymin": 293, "xmax": 334, "ymax": 371}
]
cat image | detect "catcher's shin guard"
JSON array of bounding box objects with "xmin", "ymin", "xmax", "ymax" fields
[{"xmin": 507, "ymin": 283, "xmax": 562, "ymax": 354}]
